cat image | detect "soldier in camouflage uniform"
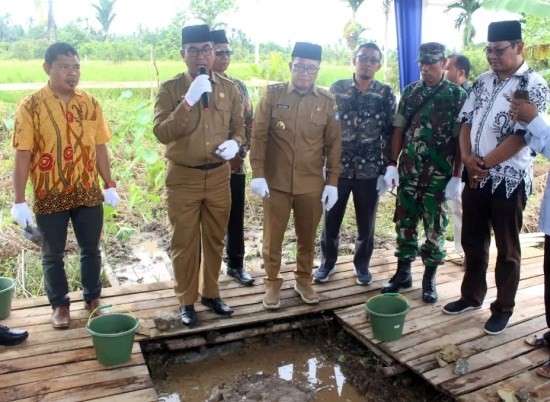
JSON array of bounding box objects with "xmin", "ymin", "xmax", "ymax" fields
[
  {"xmin": 314, "ymin": 42, "xmax": 396, "ymax": 285},
  {"xmin": 211, "ymin": 29, "xmax": 255, "ymax": 286},
  {"xmin": 381, "ymin": 42, "xmax": 467, "ymax": 303}
]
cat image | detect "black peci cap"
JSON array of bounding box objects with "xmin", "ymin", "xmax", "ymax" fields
[
  {"xmin": 291, "ymin": 42, "xmax": 322, "ymax": 61},
  {"xmin": 487, "ymin": 20, "xmax": 522, "ymax": 42},
  {"xmin": 181, "ymin": 24, "xmax": 211, "ymax": 46},
  {"xmin": 211, "ymin": 29, "xmax": 229, "ymax": 44}
]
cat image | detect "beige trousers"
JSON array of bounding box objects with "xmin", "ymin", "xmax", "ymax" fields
[
  {"xmin": 262, "ymin": 188, "xmax": 323, "ymax": 281},
  {"xmin": 165, "ymin": 161, "xmax": 231, "ymax": 305}
]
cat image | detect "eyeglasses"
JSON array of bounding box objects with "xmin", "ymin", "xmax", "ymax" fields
[
  {"xmin": 292, "ymin": 64, "xmax": 320, "ymax": 74},
  {"xmin": 355, "ymin": 54, "xmax": 381, "ymax": 64},
  {"xmin": 484, "ymin": 43, "xmax": 516, "ymax": 57},
  {"xmin": 185, "ymin": 45, "xmax": 213, "ymax": 57},
  {"xmin": 215, "ymin": 49, "xmax": 233, "ymax": 57}
]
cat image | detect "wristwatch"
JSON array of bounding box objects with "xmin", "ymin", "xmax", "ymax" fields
[{"xmin": 104, "ymin": 181, "xmax": 116, "ymax": 189}]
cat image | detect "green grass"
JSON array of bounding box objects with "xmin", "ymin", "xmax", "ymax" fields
[{"xmin": 0, "ymin": 60, "xmax": 351, "ymax": 88}]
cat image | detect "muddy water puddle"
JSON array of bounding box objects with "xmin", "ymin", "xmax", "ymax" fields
[{"xmin": 155, "ymin": 337, "xmax": 366, "ymax": 401}]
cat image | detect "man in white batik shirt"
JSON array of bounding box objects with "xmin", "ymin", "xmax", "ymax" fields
[{"xmin": 443, "ymin": 20, "xmax": 549, "ymax": 336}]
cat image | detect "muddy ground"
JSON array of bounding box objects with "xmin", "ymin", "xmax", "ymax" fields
[{"xmin": 148, "ymin": 322, "xmax": 453, "ymax": 402}]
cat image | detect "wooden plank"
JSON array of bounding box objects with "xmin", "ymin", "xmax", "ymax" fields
[
  {"xmin": 440, "ymin": 348, "xmax": 548, "ymax": 396},
  {"xmin": 0, "ymin": 344, "xmax": 141, "ymax": 375},
  {"xmin": 458, "ymin": 370, "xmax": 550, "ymax": 402},
  {"xmin": 0, "ymin": 351, "xmax": 144, "ymax": 388},
  {"xmin": 87, "ymin": 388, "xmax": 158, "ymax": 402},
  {"xmin": 0, "ymin": 365, "xmax": 150, "ymax": 401},
  {"xmin": 17, "ymin": 376, "xmax": 154, "ymax": 402}
]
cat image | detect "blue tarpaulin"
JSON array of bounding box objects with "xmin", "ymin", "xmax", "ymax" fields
[{"xmin": 394, "ymin": 0, "xmax": 423, "ymax": 91}]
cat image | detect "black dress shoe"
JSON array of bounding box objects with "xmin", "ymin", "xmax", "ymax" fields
[
  {"xmin": 178, "ymin": 305, "xmax": 197, "ymax": 326},
  {"xmin": 0, "ymin": 325, "xmax": 29, "ymax": 346},
  {"xmin": 201, "ymin": 297, "xmax": 234, "ymax": 315},
  {"xmin": 227, "ymin": 267, "xmax": 255, "ymax": 286}
]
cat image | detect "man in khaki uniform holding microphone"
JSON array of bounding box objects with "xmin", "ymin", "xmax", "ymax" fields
[
  {"xmin": 153, "ymin": 24, "xmax": 245, "ymax": 326},
  {"xmin": 250, "ymin": 42, "xmax": 341, "ymax": 309}
]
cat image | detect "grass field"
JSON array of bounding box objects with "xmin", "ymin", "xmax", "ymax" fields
[{"xmin": 0, "ymin": 60, "xmax": 352, "ymax": 88}]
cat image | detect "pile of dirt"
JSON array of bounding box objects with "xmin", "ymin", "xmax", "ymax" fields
[{"xmin": 206, "ymin": 373, "xmax": 315, "ymax": 402}]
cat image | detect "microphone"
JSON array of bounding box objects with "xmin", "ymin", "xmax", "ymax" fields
[{"xmin": 198, "ymin": 66, "xmax": 209, "ymax": 111}]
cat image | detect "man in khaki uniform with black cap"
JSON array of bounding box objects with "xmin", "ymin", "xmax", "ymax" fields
[
  {"xmin": 153, "ymin": 24, "xmax": 245, "ymax": 326},
  {"xmin": 250, "ymin": 42, "xmax": 341, "ymax": 309},
  {"xmin": 444, "ymin": 21, "xmax": 549, "ymax": 335}
]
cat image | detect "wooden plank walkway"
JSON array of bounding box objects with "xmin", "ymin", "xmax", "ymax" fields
[
  {"xmin": 335, "ymin": 245, "xmax": 550, "ymax": 401},
  {"xmin": 0, "ymin": 235, "xmax": 546, "ymax": 401}
]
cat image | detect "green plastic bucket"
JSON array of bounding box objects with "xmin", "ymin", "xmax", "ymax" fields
[
  {"xmin": 365, "ymin": 293, "xmax": 410, "ymax": 342},
  {"xmin": 0, "ymin": 277, "xmax": 16, "ymax": 320},
  {"xmin": 86, "ymin": 310, "xmax": 140, "ymax": 366}
]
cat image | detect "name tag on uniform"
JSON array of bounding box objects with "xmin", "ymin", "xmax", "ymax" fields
[{"xmin": 276, "ymin": 104, "xmax": 289, "ymax": 110}]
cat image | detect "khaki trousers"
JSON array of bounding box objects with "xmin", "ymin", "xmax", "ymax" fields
[
  {"xmin": 262, "ymin": 189, "xmax": 323, "ymax": 281},
  {"xmin": 165, "ymin": 161, "xmax": 231, "ymax": 305}
]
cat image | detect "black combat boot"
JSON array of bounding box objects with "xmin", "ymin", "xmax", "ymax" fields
[
  {"xmin": 422, "ymin": 265, "xmax": 438, "ymax": 303},
  {"xmin": 381, "ymin": 260, "xmax": 412, "ymax": 293}
]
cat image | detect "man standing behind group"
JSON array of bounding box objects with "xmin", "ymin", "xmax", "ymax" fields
[
  {"xmin": 153, "ymin": 25, "xmax": 245, "ymax": 326},
  {"xmin": 211, "ymin": 29, "xmax": 255, "ymax": 287},
  {"xmin": 11, "ymin": 42, "xmax": 119, "ymax": 329},
  {"xmin": 381, "ymin": 43, "xmax": 467, "ymax": 303},
  {"xmin": 444, "ymin": 54, "xmax": 471, "ymax": 257},
  {"xmin": 443, "ymin": 21, "xmax": 549, "ymax": 335},
  {"xmin": 250, "ymin": 42, "xmax": 341, "ymax": 309},
  {"xmin": 314, "ymin": 43, "xmax": 396, "ymax": 285}
]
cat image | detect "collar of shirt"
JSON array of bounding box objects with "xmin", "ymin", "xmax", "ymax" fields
[
  {"xmin": 490, "ymin": 60, "xmax": 529, "ymax": 85},
  {"xmin": 287, "ymin": 81, "xmax": 319, "ymax": 96},
  {"xmin": 43, "ymin": 82, "xmax": 83, "ymax": 100}
]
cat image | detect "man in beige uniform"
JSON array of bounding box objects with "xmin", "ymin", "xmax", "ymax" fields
[
  {"xmin": 153, "ymin": 24, "xmax": 245, "ymax": 326},
  {"xmin": 250, "ymin": 42, "xmax": 341, "ymax": 309}
]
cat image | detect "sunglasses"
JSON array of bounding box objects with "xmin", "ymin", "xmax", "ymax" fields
[{"xmin": 215, "ymin": 49, "xmax": 233, "ymax": 57}]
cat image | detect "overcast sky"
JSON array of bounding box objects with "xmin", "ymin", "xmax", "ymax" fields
[{"xmin": 1, "ymin": 0, "xmax": 519, "ymax": 50}]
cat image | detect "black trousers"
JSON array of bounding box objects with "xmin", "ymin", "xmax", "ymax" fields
[
  {"xmin": 460, "ymin": 184, "xmax": 526, "ymax": 318},
  {"xmin": 224, "ymin": 173, "xmax": 246, "ymax": 268},
  {"xmin": 545, "ymin": 235, "xmax": 550, "ymax": 329},
  {"xmin": 36, "ymin": 205, "xmax": 104, "ymax": 307},
  {"xmin": 320, "ymin": 177, "xmax": 379, "ymax": 271}
]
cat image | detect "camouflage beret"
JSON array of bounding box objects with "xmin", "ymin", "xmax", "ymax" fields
[{"xmin": 417, "ymin": 42, "xmax": 446, "ymax": 64}]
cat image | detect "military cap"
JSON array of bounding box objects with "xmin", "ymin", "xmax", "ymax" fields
[
  {"xmin": 487, "ymin": 20, "xmax": 522, "ymax": 42},
  {"xmin": 291, "ymin": 42, "xmax": 322, "ymax": 61},
  {"xmin": 181, "ymin": 24, "xmax": 211, "ymax": 46},
  {"xmin": 211, "ymin": 29, "xmax": 229, "ymax": 44},
  {"xmin": 417, "ymin": 42, "xmax": 446, "ymax": 63}
]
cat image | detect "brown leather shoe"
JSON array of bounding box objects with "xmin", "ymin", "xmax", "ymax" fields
[
  {"xmin": 85, "ymin": 298, "xmax": 111, "ymax": 317},
  {"xmin": 51, "ymin": 306, "xmax": 70, "ymax": 329}
]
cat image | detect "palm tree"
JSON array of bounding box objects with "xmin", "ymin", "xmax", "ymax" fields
[
  {"xmin": 189, "ymin": 0, "xmax": 237, "ymax": 30},
  {"xmin": 445, "ymin": 0, "xmax": 481, "ymax": 49},
  {"xmin": 342, "ymin": 0, "xmax": 366, "ymax": 51},
  {"xmin": 92, "ymin": 0, "xmax": 117, "ymax": 42}
]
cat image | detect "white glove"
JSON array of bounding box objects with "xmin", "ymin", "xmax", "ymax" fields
[
  {"xmin": 250, "ymin": 178, "xmax": 270, "ymax": 198},
  {"xmin": 184, "ymin": 74, "xmax": 212, "ymax": 107},
  {"xmin": 444, "ymin": 177, "xmax": 462, "ymax": 201},
  {"xmin": 384, "ymin": 165, "xmax": 399, "ymax": 188},
  {"xmin": 11, "ymin": 202, "xmax": 33, "ymax": 227},
  {"xmin": 321, "ymin": 185, "xmax": 338, "ymax": 211},
  {"xmin": 376, "ymin": 175, "xmax": 389, "ymax": 196},
  {"xmin": 215, "ymin": 139, "xmax": 239, "ymax": 160},
  {"xmin": 103, "ymin": 188, "xmax": 121, "ymax": 207}
]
